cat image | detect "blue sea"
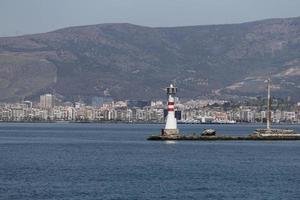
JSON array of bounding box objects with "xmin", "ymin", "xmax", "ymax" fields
[{"xmin": 0, "ymin": 123, "xmax": 300, "ymax": 200}]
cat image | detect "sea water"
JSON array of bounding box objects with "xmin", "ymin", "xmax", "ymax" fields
[{"xmin": 0, "ymin": 123, "xmax": 300, "ymax": 200}]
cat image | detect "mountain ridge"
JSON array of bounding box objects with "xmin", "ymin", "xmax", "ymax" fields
[{"xmin": 0, "ymin": 16, "xmax": 300, "ymax": 101}]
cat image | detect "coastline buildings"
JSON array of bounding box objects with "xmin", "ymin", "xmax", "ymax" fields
[{"xmin": 0, "ymin": 95, "xmax": 300, "ymax": 123}]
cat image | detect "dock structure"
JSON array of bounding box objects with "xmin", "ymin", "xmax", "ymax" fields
[
  {"xmin": 254, "ymin": 78, "xmax": 298, "ymax": 137},
  {"xmin": 148, "ymin": 80, "xmax": 300, "ymax": 141},
  {"xmin": 147, "ymin": 134, "xmax": 300, "ymax": 141}
]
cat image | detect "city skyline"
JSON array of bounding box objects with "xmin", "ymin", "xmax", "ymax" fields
[{"xmin": 1, "ymin": 92, "xmax": 299, "ymax": 124}]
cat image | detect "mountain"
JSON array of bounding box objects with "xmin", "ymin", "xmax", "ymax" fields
[{"xmin": 0, "ymin": 17, "xmax": 300, "ymax": 102}]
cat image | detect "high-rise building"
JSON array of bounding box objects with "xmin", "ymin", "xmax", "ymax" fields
[{"xmin": 40, "ymin": 94, "xmax": 54, "ymax": 109}]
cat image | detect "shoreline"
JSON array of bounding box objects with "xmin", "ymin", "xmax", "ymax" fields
[
  {"xmin": 0, "ymin": 121, "xmax": 300, "ymax": 125},
  {"xmin": 0, "ymin": 121, "xmax": 164, "ymax": 124}
]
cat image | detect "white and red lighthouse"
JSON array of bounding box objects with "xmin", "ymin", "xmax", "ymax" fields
[{"xmin": 162, "ymin": 84, "xmax": 179, "ymax": 136}]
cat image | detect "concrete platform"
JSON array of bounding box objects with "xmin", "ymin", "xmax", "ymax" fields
[{"xmin": 147, "ymin": 134, "xmax": 300, "ymax": 141}]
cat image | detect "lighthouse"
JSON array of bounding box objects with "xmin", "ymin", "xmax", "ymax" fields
[{"xmin": 162, "ymin": 84, "xmax": 179, "ymax": 136}]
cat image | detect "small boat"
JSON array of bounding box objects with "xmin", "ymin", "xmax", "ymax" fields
[{"xmin": 201, "ymin": 129, "xmax": 216, "ymax": 136}]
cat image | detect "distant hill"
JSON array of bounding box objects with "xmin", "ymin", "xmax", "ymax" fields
[{"xmin": 0, "ymin": 17, "xmax": 300, "ymax": 102}]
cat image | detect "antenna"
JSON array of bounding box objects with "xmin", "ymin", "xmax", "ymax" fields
[{"xmin": 173, "ymin": 79, "xmax": 177, "ymax": 87}]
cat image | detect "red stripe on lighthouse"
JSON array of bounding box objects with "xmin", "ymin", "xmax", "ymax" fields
[
  {"xmin": 168, "ymin": 102, "xmax": 175, "ymax": 112},
  {"xmin": 168, "ymin": 108, "xmax": 174, "ymax": 111}
]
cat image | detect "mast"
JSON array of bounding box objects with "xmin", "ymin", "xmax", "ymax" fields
[{"xmin": 267, "ymin": 78, "xmax": 271, "ymax": 130}]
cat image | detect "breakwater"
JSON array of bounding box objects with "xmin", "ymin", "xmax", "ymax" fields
[{"xmin": 147, "ymin": 134, "xmax": 300, "ymax": 141}]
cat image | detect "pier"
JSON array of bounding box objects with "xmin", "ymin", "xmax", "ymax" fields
[
  {"xmin": 148, "ymin": 81, "xmax": 300, "ymax": 141},
  {"xmin": 147, "ymin": 134, "xmax": 300, "ymax": 141}
]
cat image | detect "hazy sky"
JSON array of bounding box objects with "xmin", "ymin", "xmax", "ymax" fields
[{"xmin": 1, "ymin": 0, "xmax": 300, "ymax": 36}]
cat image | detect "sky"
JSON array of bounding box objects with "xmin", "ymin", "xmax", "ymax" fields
[{"xmin": 0, "ymin": 0, "xmax": 300, "ymax": 36}]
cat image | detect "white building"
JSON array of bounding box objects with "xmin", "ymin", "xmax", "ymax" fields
[{"xmin": 40, "ymin": 94, "xmax": 54, "ymax": 109}]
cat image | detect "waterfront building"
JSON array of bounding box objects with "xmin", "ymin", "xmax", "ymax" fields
[
  {"xmin": 40, "ymin": 94, "xmax": 55, "ymax": 109},
  {"xmin": 85, "ymin": 106, "xmax": 95, "ymax": 120},
  {"xmin": 134, "ymin": 108, "xmax": 145, "ymax": 121},
  {"xmin": 274, "ymin": 110, "xmax": 282, "ymax": 123},
  {"xmin": 11, "ymin": 107, "xmax": 25, "ymax": 121},
  {"xmin": 150, "ymin": 100, "xmax": 163, "ymax": 108},
  {"xmin": 283, "ymin": 111, "xmax": 296, "ymax": 122},
  {"xmin": 65, "ymin": 107, "xmax": 76, "ymax": 121},
  {"xmin": 240, "ymin": 109, "xmax": 255, "ymax": 122}
]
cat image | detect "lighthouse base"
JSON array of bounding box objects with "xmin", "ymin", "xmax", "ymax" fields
[{"xmin": 162, "ymin": 129, "xmax": 179, "ymax": 136}]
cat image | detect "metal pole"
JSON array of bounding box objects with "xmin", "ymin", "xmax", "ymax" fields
[{"xmin": 267, "ymin": 78, "xmax": 271, "ymax": 130}]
